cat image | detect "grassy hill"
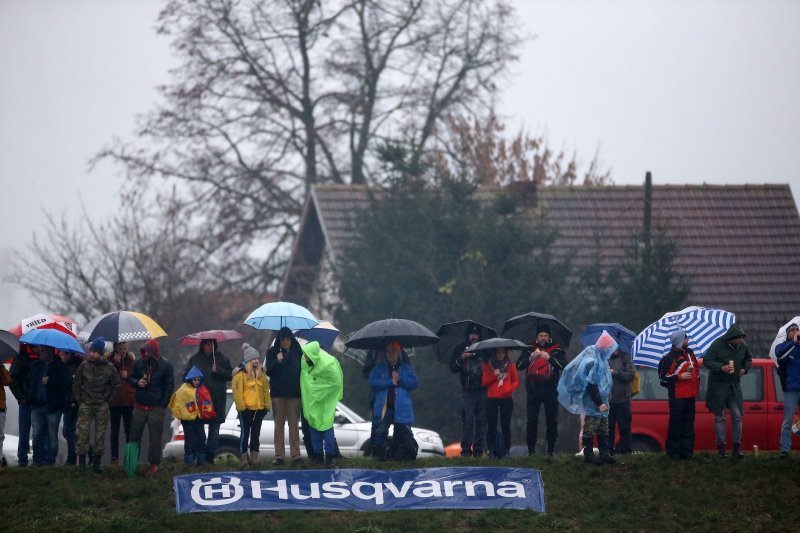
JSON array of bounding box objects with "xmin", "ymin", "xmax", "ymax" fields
[{"xmin": 0, "ymin": 452, "xmax": 796, "ymax": 531}]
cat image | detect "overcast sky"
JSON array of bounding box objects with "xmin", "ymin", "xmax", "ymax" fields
[{"xmin": 1, "ymin": 0, "xmax": 798, "ymax": 326}]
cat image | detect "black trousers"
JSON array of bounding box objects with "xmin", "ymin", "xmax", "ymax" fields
[
  {"xmin": 666, "ymin": 397, "xmax": 695, "ymax": 458},
  {"xmin": 109, "ymin": 405, "xmax": 133, "ymax": 460},
  {"xmin": 460, "ymin": 389, "xmax": 487, "ymax": 456},
  {"xmin": 486, "ymin": 397, "xmax": 513, "ymax": 456},
  {"xmin": 526, "ymin": 391, "xmax": 558, "ymax": 453},
  {"xmin": 608, "ymin": 401, "xmax": 632, "ymax": 454}
]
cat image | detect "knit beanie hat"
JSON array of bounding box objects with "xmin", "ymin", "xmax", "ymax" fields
[
  {"xmin": 90, "ymin": 337, "xmax": 106, "ymax": 354},
  {"xmin": 242, "ymin": 343, "xmax": 260, "ymax": 363},
  {"xmin": 670, "ymin": 330, "xmax": 687, "ymax": 348}
]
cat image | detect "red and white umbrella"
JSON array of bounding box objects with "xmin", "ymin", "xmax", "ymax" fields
[{"xmin": 8, "ymin": 313, "xmax": 80, "ymax": 338}]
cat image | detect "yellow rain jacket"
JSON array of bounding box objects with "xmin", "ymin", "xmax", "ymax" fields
[
  {"xmin": 168, "ymin": 382, "xmax": 201, "ymax": 421},
  {"xmin": 232, "ymin": 370, "xmax": 271, "ymax": 412}
]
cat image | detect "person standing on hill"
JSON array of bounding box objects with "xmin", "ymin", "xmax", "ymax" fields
[
  {"xmin": 107, "ymin": 341, "xmax": 136, "ymax": 464},
  {"xmin": 369, "ymin": 341, "xmax": 418, "ymax": 461},
  {"xmin": 608, "ymin": 347, "xmax": 635, "ymax": 455},
  {"xmin": 0, "ymin": 362, "xmax": 12, "ymax": 467},
  {"xmin": 265, "ymin": 328, "xmax": 303, "ymax": 465},
  {"xmin": 59, "ymin": 349, "xmax": 83, "ymax": 466},
  {"xmin": 128, "ymin": 339, "xmax": 174, "ymax": 474},
  {"xmin": 232, "ymin": 344, "xmax": 271, "ymax": 465},
  {"xmin": 516, "ymin": 324, "xmax": 567, "ymax": 456},
  {"xmin": 482, "ymin": 347, "xmax": 519, "ymax": 458},
  {"xmin": 703, "ymin": 324, "xmax": 752, "ymax": 459},
  {"xmin": 9, "ymin": 343, "xmax": 37, "ymax": 467},
  {"xmin": 183, "ymin": 339, "xmax": 232, "ymax": 465},
  {"xmin": 449, "ymin": 324, "xmax": 487, "ymax": 458},
  {"xmin": 29, "ymin": 345, "xmax": 72, "ymax": 466},
  {"xmin": 73, "ymin": 338, "xmax": 120, "ymax": 473},
  {"xmin": 658, "ymin": 330, "xmax": 699, "ymax": 460},
  {"xmin": 774, "ymin": 323, "xmax": 800, "ymax": 458},
  {"xmin": 300, "ymin": 341, "xmax": 343, "ymax": 467}
]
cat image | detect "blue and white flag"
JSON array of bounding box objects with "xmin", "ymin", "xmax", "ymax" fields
[
  {"xmin": 632, "ymin": 306, "xmax": 735, "ymax": 368},
  {"xmin": 174, "ymin": 467, "xmax": 545, "ymax": 514}
]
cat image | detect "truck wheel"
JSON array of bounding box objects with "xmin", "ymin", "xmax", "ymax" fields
[{"xmin": 631, "ymin": 436, "xmax": 660, "ymax": 453}]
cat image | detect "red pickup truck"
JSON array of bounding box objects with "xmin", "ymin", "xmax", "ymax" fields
[{"xmin": 629, "ymin": 358, "xmax": 794, "ymax": 452}]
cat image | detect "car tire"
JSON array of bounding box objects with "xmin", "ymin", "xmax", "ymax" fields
[
  {"xmin": 630, "ymin": 436, "xmax": 660, "ymax": 453},
  {"xmin": 214, "ymin": 445, "xmax": 241, "ymax": 463}
]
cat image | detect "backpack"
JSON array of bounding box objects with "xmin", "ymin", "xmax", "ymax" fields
[
  {"xmin": 197, "ymin": 385, "xmax": 217, "ymax": 420},
  {"xmin": 657, "ymin": 356, "xmax": 672, "ymax": 388},
  {"xmin": 631, "ymin": 368, "xmax": 641, "ymax": 396},
  {"xmin": 527, "ymin": 356, "xmax": 553, "ymax": 382}
]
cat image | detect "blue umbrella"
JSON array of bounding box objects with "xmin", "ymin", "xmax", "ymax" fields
[
  {"xmin": 295, "ymin": 321, "xmax": 340, "ymax": 352},
  {"xmin": 631, "ymin": 306, "xmax": 735, "ymax": 368},
  {"xmin": 243, "ymin": 301, "xmax": 318, "ymax": 331},
  {"xmin": 19, "ymin": 328, "xmax": 85, "ymax": 354},
  {"xmin": 580, "ymin": 323, "xmax": 636, "ymax": 354}
]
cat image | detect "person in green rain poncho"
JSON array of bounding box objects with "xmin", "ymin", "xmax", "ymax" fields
[{"xmin": 300, "ymin": 341, "xmax": 343, "ymax": 467}]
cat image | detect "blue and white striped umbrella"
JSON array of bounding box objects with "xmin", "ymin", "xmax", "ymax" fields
[{"xmin": 632, "ymin": 306, "xmax": 735, "ymax": 368}]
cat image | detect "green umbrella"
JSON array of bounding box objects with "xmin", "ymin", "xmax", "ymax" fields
[{"xmin": 124, "ymin": 442, "xmax": 139, "ymax": 478}]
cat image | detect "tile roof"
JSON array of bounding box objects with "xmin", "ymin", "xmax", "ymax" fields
[{"xmin": 294, "ymin": 183, "xmax": 800, "ymax": 351}]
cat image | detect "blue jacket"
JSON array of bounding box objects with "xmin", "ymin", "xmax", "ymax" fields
[
  {"xmin": 776, "ymin": 339, "xmax": 800, "ymax": 391},
  {"xmin": 369, "ymin": 361, "xmax": 418, "ymax": 425}
]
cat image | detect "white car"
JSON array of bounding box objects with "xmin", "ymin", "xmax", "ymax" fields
[{"xmin": 162, "ymin": 390, "xmax": 445, "ymax": 462}]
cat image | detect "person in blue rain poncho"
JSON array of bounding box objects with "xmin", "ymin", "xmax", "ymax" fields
[{"xmin": 557, "ymin": 330, "xmax": 618, "ymax": 465}]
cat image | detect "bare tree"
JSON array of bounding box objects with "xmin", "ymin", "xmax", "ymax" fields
[{"xmin": 94, "ymin": 0, "xmax": 521, "ymax": 292}]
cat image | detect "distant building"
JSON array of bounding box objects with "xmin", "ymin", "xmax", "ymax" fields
[{"xmin": 283, "ymin": 183, "xmax": 800, "ymax": 354}]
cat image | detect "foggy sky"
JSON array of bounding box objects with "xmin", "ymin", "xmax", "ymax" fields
[{"xmin": 1, "ymin": 0, "xmax": 798, "ymax": 326}]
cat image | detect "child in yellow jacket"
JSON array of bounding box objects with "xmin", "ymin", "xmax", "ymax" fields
[
  {"xmin": 168, "ymin": 365, "xmax": 215, "ymax": 465},
  {"xmin": 232, "ymin": 344, "xmax": 270, "ymax": 465}
]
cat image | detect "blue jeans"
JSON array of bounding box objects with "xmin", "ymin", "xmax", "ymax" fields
[
  {"xmin": 713, "ymin": 391, "xmax": 743, "ymax": 446},
  {"xmin": 310, "ymin": 427, "xmax": 336, "ymax": 457},
  {"xmin": 17, "ymin": 403, "xmax": 32, "ymax": 466},
  {"xmin": 780, "ymin": 390, "xmax": 800, "ymax": 452},
  {"xmin": 31, "ymin": 406, "xmax": 61, "ymax": 465}
]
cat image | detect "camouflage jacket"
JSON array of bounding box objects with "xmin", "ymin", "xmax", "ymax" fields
[{"xmin": 72, "ymin": 358, "xmax": 121, "ymax": 405}]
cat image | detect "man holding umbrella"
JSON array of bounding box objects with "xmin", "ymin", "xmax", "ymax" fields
[
  {"xmin": 449, "ymin": 324, "xmax": 487, "ymax": 458},
  {"xmin": 183, "ymin": 339, "xmax": 233, "ymax": 464},
  {"xmin": 516, "ymin": 324, "xmax": 567, "ymax": 456}
]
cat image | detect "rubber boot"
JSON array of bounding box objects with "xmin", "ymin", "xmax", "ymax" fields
[
  {"xmin": 196, "ymin": 453, "xmax": 206, "ymax": 466},
  {"xmin": 93, "ymin": 454, "xmax": 103, "ymax": 474},
  {"xmin": 250, "ymin": 451, "xmax": 259, "ymax": 465},
  {"xmin": 598, "ymin": 435, "xmax": 617, "ymax": 464},
  {"xmin": 66, "ymin": 453, "xmax": 77, "ymax": 466},
  {"xmin": 184, "ymin": 453, "xmax": 195, "ymax": 466},
  {"xmin": 374, "ymin": 445, "xmax": 387, "ymax": 462},
  {"xmin": 325, "ymin": 454, "xmax": 335, "ymax": 468},
  {"xmin": 718, "ymin": 445, "xmax": 727, "ymax": 459},
  {"xmin": 78, "ymin": 454, "xmax": 86, "ymax": 471},
  {"xmin": 582, "ymin": 437, "xmax": 602, "ymax": 465},
  {"xmin": 241, "ymin": 451, "xmax": 250, "ymax": 466},
  {"xmin": 732, "ymin": 444, "xmax": 744, "ymax": 459}
]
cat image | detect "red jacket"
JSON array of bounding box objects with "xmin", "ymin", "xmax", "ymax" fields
[
  {"xmin": 481, "ymin": 361, "xmax": 519, "ymax": 399},
  {"xmin": 663, "ymin": 347, "xmax": 700, "ymax": 399},
  {"xmin": 107, "ymin": 351, "xmax": 136, "ymax": 406}
]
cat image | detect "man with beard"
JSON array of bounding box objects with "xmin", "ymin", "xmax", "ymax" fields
[
  {"xmin": 449, "ymin": 324, "xmax": 487, "ymax": 458},
  {"xmin": 516, "ymin": 324, "xmax": 567, "ymax": 455}
]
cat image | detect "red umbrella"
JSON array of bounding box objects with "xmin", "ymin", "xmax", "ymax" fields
[
  {"xmin": 178, "ymin": 329, "xmax": 244, "ymax": 346},
  {"xmin": 8, "ymin": 313, "xmax": 79, "ymax": 338}
]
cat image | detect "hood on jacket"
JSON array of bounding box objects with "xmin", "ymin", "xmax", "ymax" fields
[
  {"xmin": 184, "ymin": 365, "xmax": 204, "ymax": 384},
  {"xmin": 301, "ymin": 340, "xmax": 322, "ymax": 365},
  {"xmin": 144, "ymin": 339, "xmax": 161, "ymax": 359},
  {"xmin": 721, "ymin": 324, "xmax": 746, "ymax": 342},
  {"xmin": 596, "ymin": 331, "xmax": 619, "ymax": 361}
]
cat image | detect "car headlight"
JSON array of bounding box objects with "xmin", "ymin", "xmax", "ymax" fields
[{"xmin": 416, "ymin": 431, "xmax": 442, "ymax": 445}]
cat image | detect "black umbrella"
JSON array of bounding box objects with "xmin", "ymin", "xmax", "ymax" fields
[
  {"xmin": 435, "ymin": 320, "xmax": 497, "ymax": 363},
  {"xmin": 466, "ymin": 337, "xmax": 530, "ymax": 353},
  {"xmin": 1, "ymin": 330, "xmax": 19, "ymax": 364},
  {"xmin": 501, "ymin": 312, "xmax": 573, "ymax": 347},
  {"xmin": 344, "ymin": 318, "xmax": 439, "ymax": 350}
]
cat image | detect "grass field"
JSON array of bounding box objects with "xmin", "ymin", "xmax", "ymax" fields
[{"xmin": 1, "ymin": 451, "xmax": 797, "ymax": 532}]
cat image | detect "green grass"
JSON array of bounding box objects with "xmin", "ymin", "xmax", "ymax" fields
[{"xmin": 1, "ymin": 452, "xmax": 797, "ymax": 532}]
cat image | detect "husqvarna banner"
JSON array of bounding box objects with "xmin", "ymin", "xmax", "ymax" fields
[{"xmin": 173, "ymin": 467, "xmax": 544, "ymax": 513}]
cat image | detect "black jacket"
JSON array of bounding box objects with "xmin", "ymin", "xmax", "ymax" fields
[
  {"xmin": 128, "ymin": 356, "xmax": 174, "ymax": 408},
  {"xmin": 28, "ymin": 358, "xmax": 72, "ymax": 411},
  {"xmin": 265, "ymin": 340, "xmax": 302, "ymax": 398},
  {"xmin": 449, "ymin": 342, "xmax": 485, "ymax": 392},
  {"xmin": 9, "ymin": 349, "xmax": 36, "ymax": 405},
  {"xmin": 516, "ymin": 342, "xmax": 567, "ymax": 396}
]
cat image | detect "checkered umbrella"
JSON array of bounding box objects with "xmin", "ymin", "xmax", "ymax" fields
[{"xmin": 79, "ymin": 310, "xmax": 167, "ymax": 343}]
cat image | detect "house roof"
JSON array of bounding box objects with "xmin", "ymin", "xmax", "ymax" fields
[{"xmin": 286, "ymin": 183, "xmax": 800, "ymax": 351}]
